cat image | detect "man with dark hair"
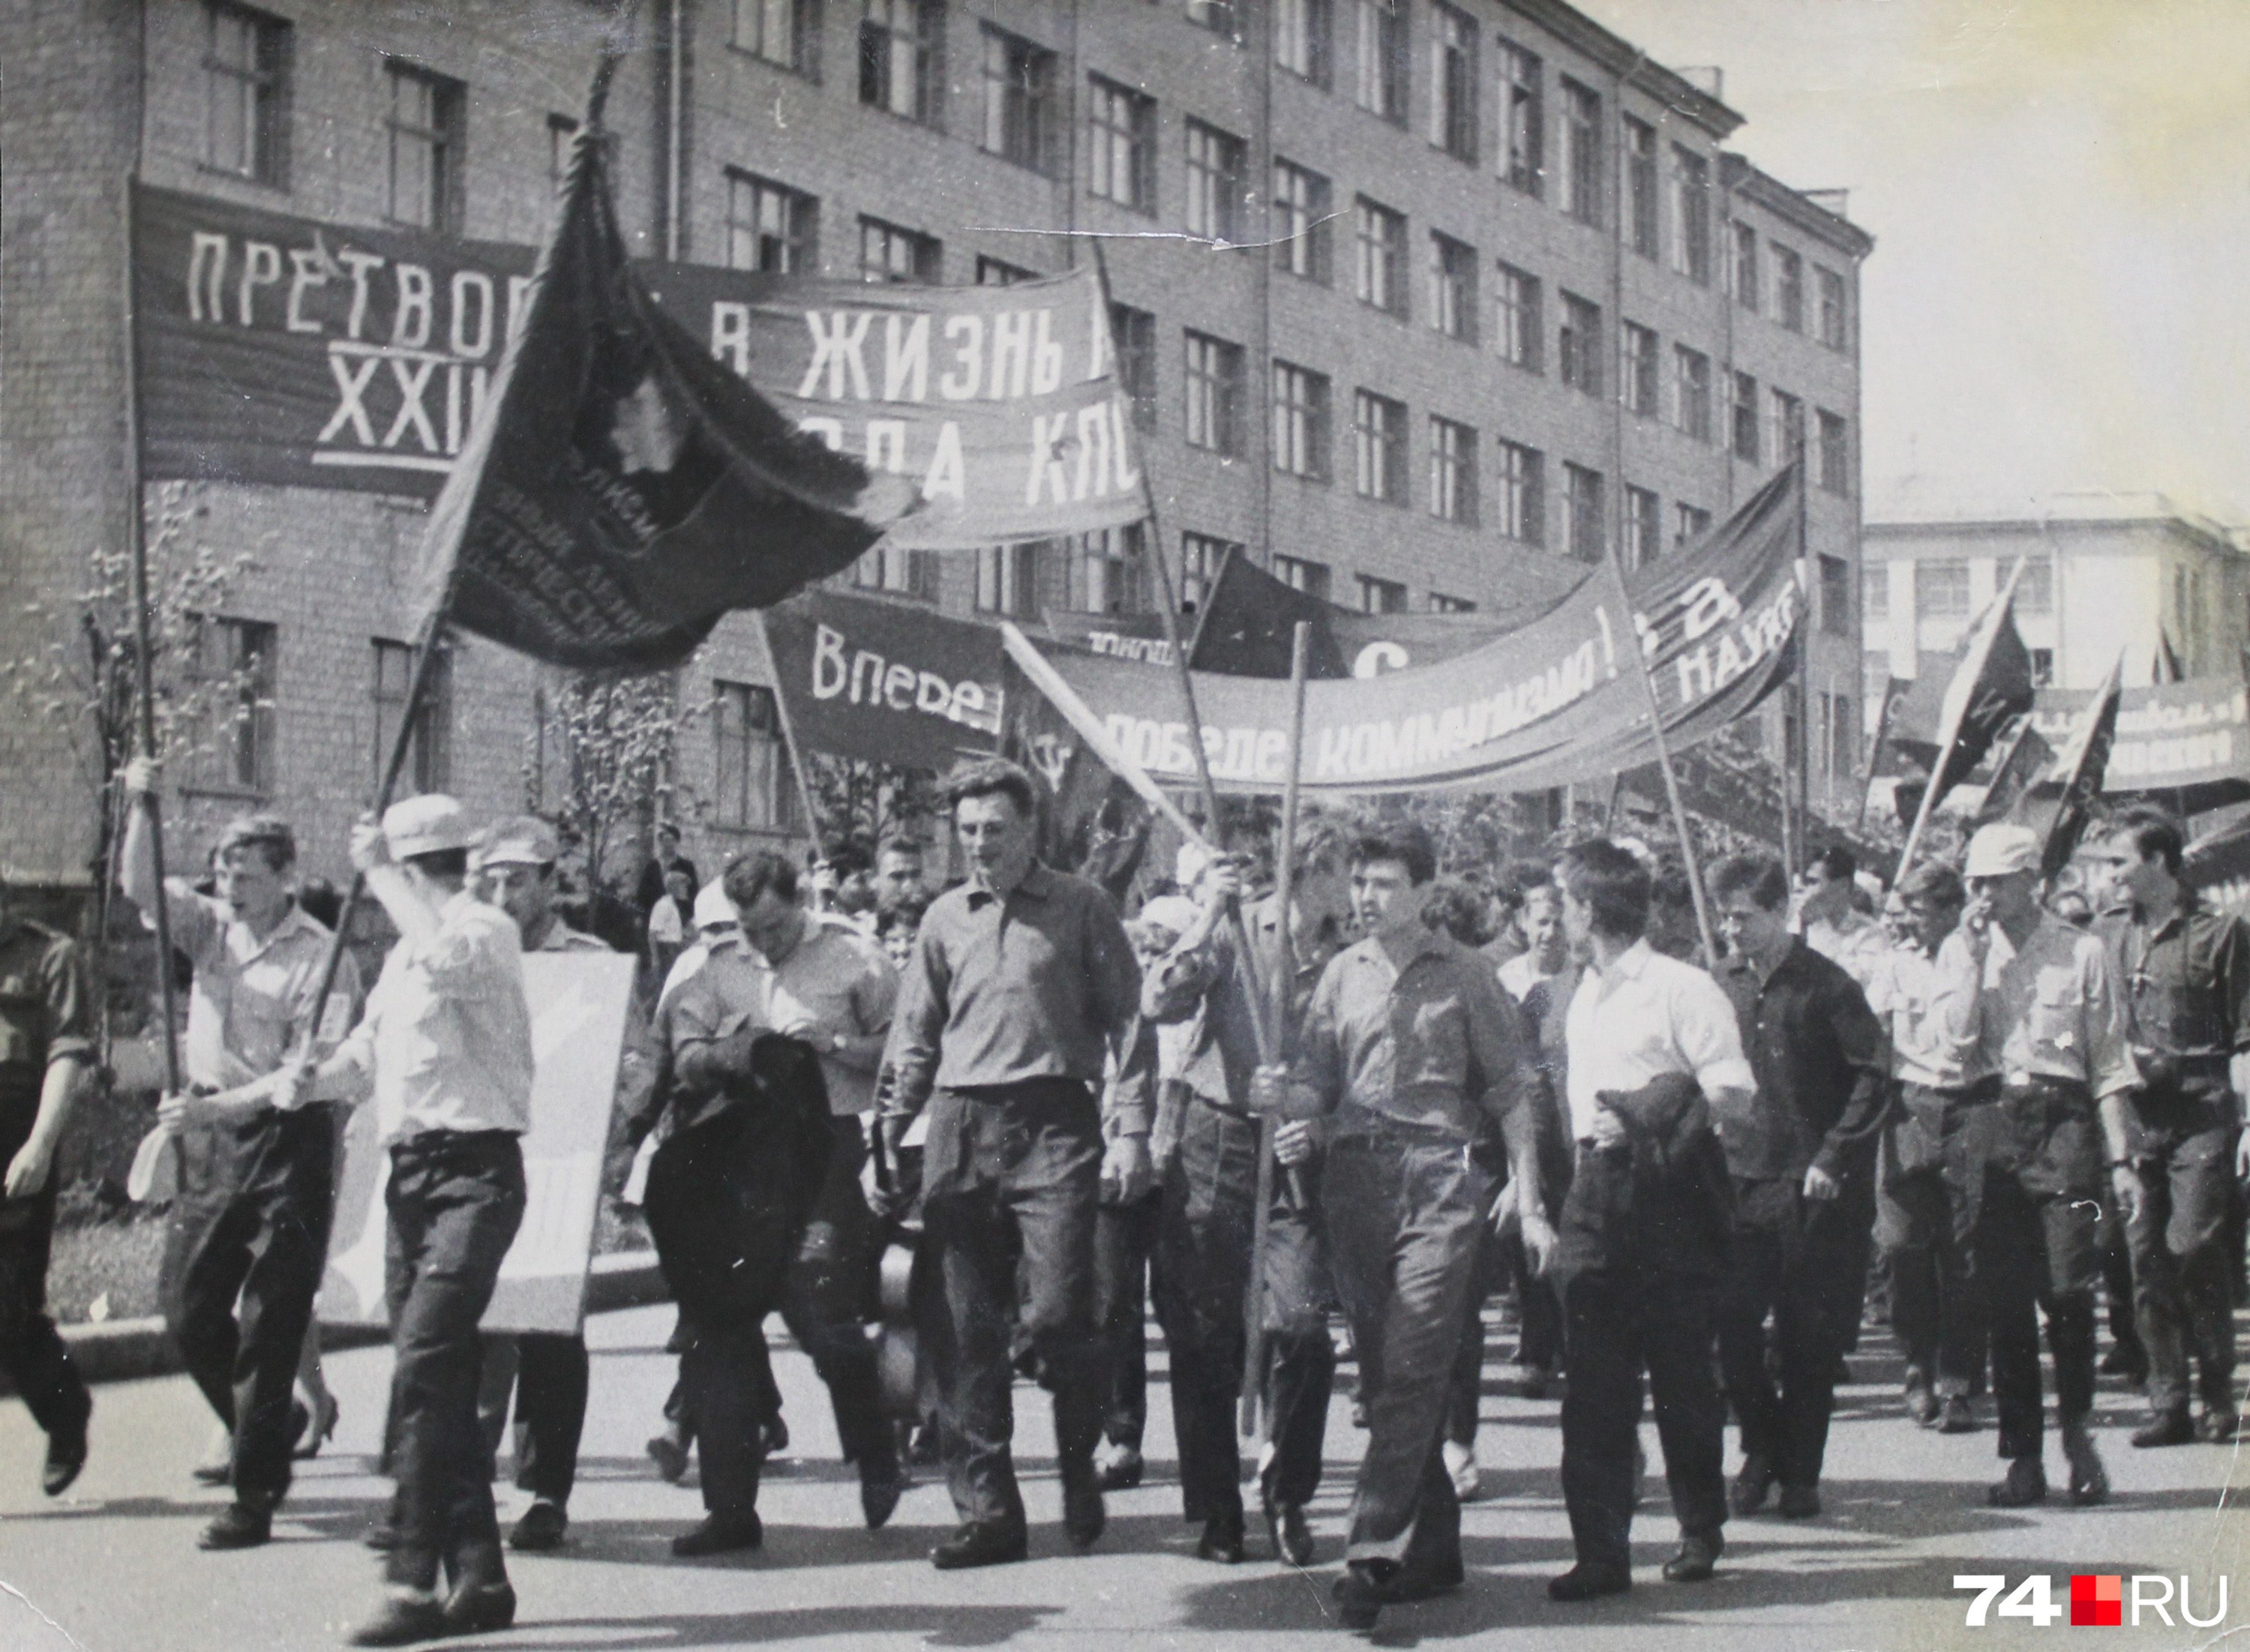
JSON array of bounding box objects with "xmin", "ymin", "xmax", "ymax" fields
[
  {"xmin": 811, "ymin": 834, "xmax": 878, "ymax": 930},
  {"xmin": 1708, "ymin": 853, "xmax": 1889, "ymax": 1521},
  {"xmin": 877, "ymin": 757, "xmax": 1153, "ymax": 1570},
  {"xmin": 1548, "ymin": 839, "xmax": 1751, "ymax": 1603},
  {"xmin": 122, "ymin": 760, "xmax": 360, "ymax": 1550},
  {"xmin": 2090, "ymin": 807, "xmax": 2250, "ymax": 1446},
  {"xmin": 1493, "ymin": 877, "xmax": 1576, "ymax": 1401},
  {"xmin": 1253, "ymin": 820, "xmax": 1548, "ymax": 1630},
  {"xmin": 874, "ymin": 835, "xmax": 928, "ymax": 917},
  {"xmin": 1799, "ymin": 844, "xmax": 1887, "ymax": 988},
  {"xmin": 635, "ymin": 823, "xmax": 700, "ymax": 917}
]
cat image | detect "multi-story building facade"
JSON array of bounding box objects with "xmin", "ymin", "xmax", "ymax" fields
[{"xmin": 1, "ymin": 0, "xmax": 1870, "ymax": 893}]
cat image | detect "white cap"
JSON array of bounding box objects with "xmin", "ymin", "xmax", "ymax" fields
[
  {"xmin": 1964, "ymin": 823, "xmax": 2041, "ymax": 878},
  {"xmin": 383, "ymin": 794, "xmax": 472, "ymax": 859},
  {"xmin": 691, "ymin": 878, "xmax": 736, "ymax": 930},
  {"xmin": 1176, "ymin": 841, "xmax": 1212, "ymax": 891},
  {"xmin": 1138, "ymin": 895, "xmax": 1199, "ymax": 937}
]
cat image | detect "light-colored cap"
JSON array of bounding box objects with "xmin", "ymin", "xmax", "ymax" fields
[
  {"xmin": 1138, "ymin": 895, "xmax": 1199, "ymax": 937},
  {"xmin": 692, "ymin": 878, "xmax": 737, "ymax": 930},
  {"xmin": 474, "ymin": 814, "xmax": 560, "ymax": 869},
  {"xmin": 1964, "ymin": 822, "xmax": 2041, "ymax": 878},
  {"xmin": 383, "ymin": 794, "xmax": 472, "ymax": 860},
  {"xmin": 1176, "ymin": 841, "xmax": 1211, "ymax": 891}
]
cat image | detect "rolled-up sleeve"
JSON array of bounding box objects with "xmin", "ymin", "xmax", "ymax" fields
[
  {"xmin": 1676, "ymin": 970, "xmax": 1754, "ymax": 1097},
  {"xmin": 40, "ymin": 937, "xmax": 92, "ymax": 1069}
]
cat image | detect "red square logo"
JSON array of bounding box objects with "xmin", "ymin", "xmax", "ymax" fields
[{"xmin": 2072, "ymin": 1575, "xmax": 2122, "ymax": 1627}]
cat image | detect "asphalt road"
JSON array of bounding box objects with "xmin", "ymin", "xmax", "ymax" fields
[{"xmin": 2, "ymin": 1303, "xmax": 2246, "ymax": 1651}]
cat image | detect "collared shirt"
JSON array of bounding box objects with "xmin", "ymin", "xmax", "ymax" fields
[
  {"xmin": 0, "ymin": 919, "xmax": 91, "ymax": 1155},
  {"xmin": 1714, "ymin": 938, "xmax": 1891, "ymax": 1183},
  {"xmin": 332, "ymin": 889, "xmax": 534, "ymax": 1143},
  {"xmin": 888, "ymin": 862, "xmax": 1149, "ymax": 1133},
  {"xmin": 749, "ymin": 919, "xmax": 898, "ymax": 1115},
  {"xmin": 2097, "ymin": 896, "xmax": 2250, "ymax": 1100},
  {"xmin": 1292, "ymin": 925, "xmax": 1539, "ymax": 1144},
  {"xmin": 1141, "ymin": 894, "xmax": 1344, "ymax": 1108},
  {"xmin": 160, "ymin": 880, "xmax": 360, "ymax": 1089},
  {"xmin": 645, "ymin": 941, "xmax": 765, "ymax": 1136},
  {"xmin": 1803, "ymin": 909, "xmax": 1891, "ymax": 991},
  {"xmin": 1948, "ymin": 912, "xmax": 2138, "ymax": 1098},
  {"xmin": 1564, "ymin": 939, "xmax": 1754, "ymax": 1143},
  {"xmin": 658, "ymin": 932, "xmax": 738, "ymax": 1006},
  {"xmin": 1864, "ymin": 937, "xmax": 1981, "ymax": 1090}
]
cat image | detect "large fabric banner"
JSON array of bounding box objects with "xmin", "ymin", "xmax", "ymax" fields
[
  {"xmin": 132, "ymin": 181, "xmax": 1144, "ymax": 550},
  {"xmin": 2030, "ymin": 677, "xmax": 2250, "ymax": 796},
  {"xmin": 760, "ymin": 586, "xmax": 1006, "ymax": 772}
]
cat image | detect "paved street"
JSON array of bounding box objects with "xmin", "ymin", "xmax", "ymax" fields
[{"xmin": 3, "ymin": 1303, "xmax": 2246, "ymax": 1651}]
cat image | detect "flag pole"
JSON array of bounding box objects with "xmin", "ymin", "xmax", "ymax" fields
[
  {"xmin": 754, "ymin": 610, "xmax": 830, "ymax": 847},
  {"xmin": 1789, "ymin": 432, "xmax": 1813, "ymax": 877},
  {"xmin": 1896, "ymin": 556, "xmax": 2029, "ymax": 878}
]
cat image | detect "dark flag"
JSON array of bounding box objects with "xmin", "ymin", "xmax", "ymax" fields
[
  {"xmin": 1187, "ymin": 546, "xmax": 1351, "ymax": 679},
  {"xmin": 412, "ymin": 133, "xmax": 916, "ymax": 669},
  {"xmin": 998, "ymin": 649, "xmax": 1148, "ymax": 903},
  {"xmin": 2156, "ymin": 628, "xmax": 2187, "ymax": 684},
  {"xmin": 1922, "ymin": 582, "xmax": 2038, "ymax": 818},
  {"xmin": 1976, "ymin": 715, "xmax": 2057, "ymax": 825},
  {"xmin": 2035, "ymin": 651, "xmax": 2125, "ymax": 879}
]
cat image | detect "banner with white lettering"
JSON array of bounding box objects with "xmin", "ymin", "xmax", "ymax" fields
[
  {"xmin": 132, "ymin": 184, "xmax": 1146, "ymax": 547},
  {"xmin": 2030, "ymin": 677, "xmax": 2250, "ymax": 795},
  {"xmin": 760, "ymin": 587, "xmax": 1007, "ymax": 772}
]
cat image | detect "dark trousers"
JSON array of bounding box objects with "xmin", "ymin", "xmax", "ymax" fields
[
  {"xmin": 159, "ymin": 1108, "xmax": 336, "ymax": 1510},
  {"xmin": 1884, "ymin": 1089, "xmax": 1998, "ymax": 1399},
  {"xmin": 0, "ymin": 1185, "xmax": 90, "ymax": 1444},
  {"xmin": 2125, "ymin": 1097, "xmax": 2237, "ymax": 1416},
  {"xmin": 477, "ymin": 1332, "xmax": 590, "ymax": 1505},
  {"xmin": 1153, "ymin": 1099, "xmax": 1335, "ymax": 1526},
  {"xmin": 382, "ymin": 1131, "xmax": 526, "ymax": 1593},
  {"xmin": 1324, "ymin": 1135, "xmax": 1487, "ymax": 1573},
  {"xmin": 778, "ymin": 1116, "xmax": 894, "ymax": 1489},
  {"xmin": 1553, "ymin": 1150, "xmax": 1728, "ymax": 1573},
  {"xmin": 1094, "ymin": 1187, "xmax": 1160, "ymax": 1452},
  {"xmin": 1501, "ymin": 1229, "xmax": 1564, "ymax": 1372},
  {"xmin": 1981, "ymin": 1174, "xmax": 2099, "ymax": 1463},
  {"xmin": 1717, "ymin": 1178, "xmax": 1866, "ymax": 1488},
  {"xmin": 1448, "ymin": 1222, "xmax": 1514, "ymax": 1447},
  {"xmin": 918, "ymin": 1081, "xmax": 1105, "ymax": 1534}
]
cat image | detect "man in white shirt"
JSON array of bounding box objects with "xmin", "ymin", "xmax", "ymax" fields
[
  {"xmin": 1798, "ymin": 847, "xmax": 1888, "ymax": 991},
  {"xmin": 1548, "ymin": 841, "xmax": 1754, "ymax": 1604}
]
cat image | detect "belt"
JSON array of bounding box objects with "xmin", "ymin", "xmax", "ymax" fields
[
  {"xmin": 1190, "ymin": 1090, "xmax": 1258, "ymax": 1124},
  {"xmin": 2001, "ymin": 1075, "xmax": 2090, "ymax": 1098}
]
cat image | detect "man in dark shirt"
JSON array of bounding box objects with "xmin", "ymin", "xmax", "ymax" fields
[
  {"xmin": 2090, "ymin": 807, "xmax": 2250, "ymax": 1445},
  {"xmin": 634, "ymin": 823, "xmax": 700, "ymax": 917},
  {"xmin": 1709, "ymin": 853, "xmax": 1889, "ymax": 1521},
  {"xmin": 877, "ymin": 759, "xmax": 1151, "ymax": 1570}
]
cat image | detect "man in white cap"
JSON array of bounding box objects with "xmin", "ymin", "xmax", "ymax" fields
[
  {"xmin": 658, "ymin": 879, "xmax": 743, "ymax": 1004},
  {"xmin": 1949, "ymin": 821, "xmax": 2139, "ymax": 1510},
  {"xmin": 279, "ymin": 795, "xmax": 536, "ymax": 1645}
]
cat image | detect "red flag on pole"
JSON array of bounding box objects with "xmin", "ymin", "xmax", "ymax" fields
[{"xmin": 2032, "ymin": 651, "xmax": 2126, "ymax": 880}]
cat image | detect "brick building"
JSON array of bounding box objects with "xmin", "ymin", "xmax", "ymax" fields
[{"xmin": 1, "ymin": 0, "xmax": 1871, "ymax": 896}]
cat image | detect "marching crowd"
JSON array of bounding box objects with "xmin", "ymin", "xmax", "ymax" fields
[{"xmin": 0, "ymin": 752, "xmax": 2244, "ymax": 1642}]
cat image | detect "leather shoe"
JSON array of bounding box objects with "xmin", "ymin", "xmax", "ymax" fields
[
  {"xmin": 509, "ymin": 1497, "xmax": 568, "ymax": 1551},
  {"xmin": 671, "ymin": 1513, "xmax": 763, "ymax": 1557},
  {"xmin": 1988, "ymin": 1456, "xmax": 2047, "ymax": 1507},
  {"xmin": 2200, "ymin": 1410, "xmax": 2242, "ymax": 1443},
  {"xmin": 2133, "ymin": 1408, "xmax": 2197, "ymax": 1448},
  {"xmin": 646, "ymin": 1431, "xmax": 690, "ymax": 1484},
  {"xmin": 2098, "ymin": 1343, "xmax": 2149, "ymax": 1383},
  {"xmin": 198, "ymin": 1501, "xmax": 272, "ymax": 1550},
  {"xmin": 1548, "ymin": 1561, "xmax": 1632, "ymax": 1602},
  {"xmin": 440, "ymin": 1581, "xmax": 515, "ymax": 1636},
  {"xmin": 1906, "ymin": 1380, "xmax": 1940, "ymax": 1426},
  {"xmin": 1382, "ymin": 1555, "xmax": 1465, "ymax": 1602},
  {"xmin": 1334, "ymin": 1561, "xmax": 1394, "ymax": 1630},
  {"xmin": 1728, "ymin": 1452, "xmax": 1774, "ymax": 1516},
  {"xmin": 860, "ymin": 1470, "xmax": 904, "ymax": 1531},
  {"xmin": 345, "ymin": 1591, "xmax": 448, "ymax": 1647},
  {"xmin": 363, "ymin": 1513, "xmax": 400, "ymax": 1552},
  {"xmin": 1267, "ymin": 1498, "xmax": 1315, "ymax": 1567},
  {"xmin": 1091, "ymin": 1441, "xmax": 1143, "ymax": 1492},
  {"xmin": 1778, "ymin": 1484, "xmax": 1821, "ymax": 1520},
  {"xmin": 1937, "ymin": 1396, "xmax": 1978, "ymax": 1434},
  {"xmin": 1195, "ymin": 1514, "xmax": 1245, "ymax": 1564},
  {"xmin": 931, "ymin": 1522, "xmax": 1028, "ymax": 1570},
  {"xmin": 2063, "ymin": 1425, "xmax": 2109, "ymax": 1506},
  {"xmin": 1061, "ymin": 1467, "xmax": 1106, "ymax": 1552},
  {"xmin": 42, "ymin": 1421, "xmax": 88, "ymax": 1498},
  {"xmin": 1664, "ymin": 1529, "xmax": 1724, "ymax": 1583}
]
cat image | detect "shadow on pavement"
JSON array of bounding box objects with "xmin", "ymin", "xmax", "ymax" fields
[{"xmin": 460, "ymin": 1603, "xmax": 1063, "ymax": 1650}]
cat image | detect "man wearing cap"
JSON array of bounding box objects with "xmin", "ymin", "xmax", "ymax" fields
[
  {"xmin": 121, "ymin": 758, "xmax": 360, "ymax": 1551},
  {"xmin": 281, "ymin": 795, "xmax": 536, "ymax": 1645},
  {"xmin": 1950, "ymin": 821, "xmax": 2139, "ymax": 1509}
]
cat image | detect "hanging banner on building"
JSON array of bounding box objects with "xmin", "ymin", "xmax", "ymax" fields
[
  {"xmin": 2030, "ymin": 677, "xmax": 2250, "ymax": 796},
  {"xmin": 130, "ymin": 181, "xmax": 1145, "ymax": 549}
]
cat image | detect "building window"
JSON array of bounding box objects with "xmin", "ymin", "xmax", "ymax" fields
[
  {"xmin": 1354, "ymin": 0, "xmax": 1407, "ymax": 124},
  {"xmin": 1558, "ymin": 292, "xmax": 1602, "ymax": 397},
  {"xmin": 1496, "ymin": 263, "xmax": 1541, "ymax": 370},
  {"xmin": 727, "ymin": 172, "xmax": 817, "ymax": 272},
  {"xmin": 1669, "ymin": 144, "xmax": 1710, "ymax": 283},
  {"xmin": 1184, "ymin": 118, "xmax": 1246, "ymax": 243},
  {"xmin": 1774, "ymin": 244, "xmax": 1804, "ymax": 331},
  {"xmin": 1818, "ymin": 265, "xmax": 1850, "ymax": 349},
  {"xmin": 1358, "ymin": 574, "xmax": 1408, "ymax": 613},
  {"xmin": 1180, "ymin": 532, "xmax": 1242, "ymax": 610},
  {"xmin": 1070, "ymin": 524, "xmax": 1147, "ymax": 614},
  {"xmin": 1820, "ymin": 554, "xmax": 1852, "ymax": 636},
  {"xmin": 1767, "ymin": 387, "xmax": 1804, "ymax": 462},
  {"xmin": 1670, "ymin": 344, "xmax": 1712, "ymax": 441},
  {"xmin": 1917, "ymin": 559, "xmax": 1971, "ymax": 620},
  {"xmin": 1429, "ymin": 4, "xmax": 1476, "ymax": 161},
  {"xmin": 1562, "ymin": 463, "xmax": 1604, "ymax": 563},
  {"xmin": 860, "ymin": 0, "xmax": 943, "ymax": 125},
  {"xmin": 1275, "ymin": 0, "xmax": 1331, "ymax": 83},
  {"xmin": 1862, "ymin": 563, "xmax": 1888, "ymax": 623},
  {"xmin": 1489, "ymin": 439, "xmax": 1544, "ymax": 545},
  {"xmin": 1272, "ymin": 158, "xmax": 1333, "ymax": 282},
  {"xmin": 1427, "ymin": 232, "xmax": 1476, "ymax": 342},
  {"xmin": 1271, "ymin": 361, "xmax": 1330, "ymax": 480},
  {"xmin": 854, "ymin": 542, "xmax": 939, "ymax": 600},
  {"xmin": 1825, "ymin": 691, "xmax": 1857, "ymax": 775},
  {"xmin": 974, "ymin": 255, "xmax": 1036, "ymax": 286},
  {"xmin": 1274, "ymin": 555, "xmax": 1331, "ymax": 600},
  {"xmin": 1429, "ymin": 415, "xmax": 1476, "ymax": 524},
  {"xmin": 2030, "ymin": 649, "xmax": 2055, "ymax": 688},
  {"xmin": 980, "ymin": 25, "xmax": 1058, "ymax": 172},
  {"xmin": 735, "ymin": 0, "xmax": 821, "ymax": 76},
  {"xmin": 1730, "ymin": 370, "xmax": 1760, "ymax": 463},
  {"xmin": 1184, "ymin": 330, "xmax": 1244, "ymax": 456},
  {"xmin": 1817, "ymin": 409, "xmax": 1849, "ymax": 495},
  {"xmin": 1498, "ymin": 38, "xmax": 1542, "ymax": 196},
  {"xmin": 714, "ymin": 680, "xmax": 797, "ymax": 831},
  {"xmin": 372, "ymin": 637, "xmax": 450, "ymax": 796},
  {"xmin": 1088, "ymin": 75, "xmax": 1156, "ymax": 213},
  {"xmin": 1560, "ymin": 78, "xmax": 1601, "ymax": 226},
  {"xmin": 860, "ymin": 215, "xmax": 939, "ymax": 281},
  {"xmin": 1354, "ymin": 390, "xmax": 1406, "ymax": 505},
  {"xmin": 385, "ymin": 61, "xmax": 462, "ymax": 232},
  {"xmin": 2016, "ymin": 556, "xmax": 2054, "ymax": 616},
  {"xmin": 1674, "ymin": 502, "xmax": 1712, "ymax": 550},
  {"xmin": 204, "ymin": 2, "xmax": 288, "ymax": 185},
  {"xmin": 1112, "ymin": 303, "xmax": 1156, "ymax": 432},
  {"xmin": 1354, "ymin": 196, "xmax": 1406, "ymax": 318},
  {"xmin": 1186, "ymin": 0, "xmax": 1242, "ymax": 42},
  {"xmin": 186, "ymin": 616, "xmax": 276, "ymax": 793},
  {"xmin": 1430, "ymin": 592, "xmax": 1477, "ymax": 613},
  {"xmin": 1731, "ymin": 220, "xmax": 1760, "ymax": 312},
  {"xmin": 1624, "ymin": 114, "xmax": 1658, "ymax": 258},
  {"xmin": 1624, "ymin": 486, "xmax": 1660, "ymax": 570},
  {"xmin": 976, "ymin": 541, "xmax": 1046, "ymax": 616},
  {"xmin": 1620, "ymin": 322, "xmax": 1658, "ymax": 418}
]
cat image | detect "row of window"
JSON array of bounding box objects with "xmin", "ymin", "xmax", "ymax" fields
[{"xmin": 1863, "ymin": 556, "xmax": 2058, "ymax": 625}]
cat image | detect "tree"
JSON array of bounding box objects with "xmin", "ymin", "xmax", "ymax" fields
[
  {"xmin": 526, "ymin": 670, "xmax": 700, "ymax": 900},
  {"xmin": 799, "ymin": 752, "xmax": 940, "ymax": 849}
]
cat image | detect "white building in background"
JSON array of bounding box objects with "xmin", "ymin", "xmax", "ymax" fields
[{"xmin": 1862, "ymin": 494, "xmax": 2250, "ymax": 701}]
